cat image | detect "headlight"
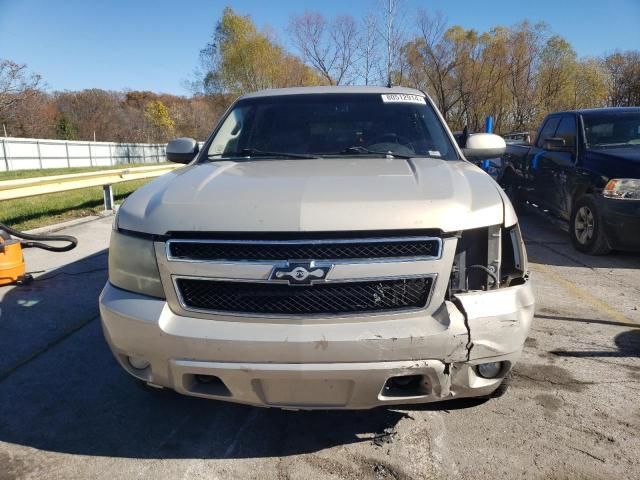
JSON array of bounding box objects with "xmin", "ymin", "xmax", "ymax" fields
[
  {"xmin": 108, "ymin": 230, "xmax": 165, "ymax": 298},
  {"xmin": 603, "ymin": 178, "xmax": 640, "ymax": 200}
]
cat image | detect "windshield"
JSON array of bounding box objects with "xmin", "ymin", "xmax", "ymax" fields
[
  {"xmin": 583, "ymin": 112, "xmax": 640, "ymax": 148},
  {"xmin": 206, "ymin": 93, "xmax": 458, "ymax": 160}
]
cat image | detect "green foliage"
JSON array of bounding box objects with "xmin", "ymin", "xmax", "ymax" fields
[
  {"xmin": 55, "ymin": 113, "xmax": 77, "ymax": 140},
  {"xmin": 199, "ymin": 7, "xmax": 320, "ymax": 95},
  {"xmin": 401, "ymin": 18, "xmax": 613, "ymax": 133},
  {"xmin": 144, "ymin": 100, "xmax": 175, "ymax": 133}
]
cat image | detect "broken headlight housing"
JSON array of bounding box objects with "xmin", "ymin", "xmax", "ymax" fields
[{"xmin": 449, "ymin": 223, "xmax": 527, "ymax": 295}]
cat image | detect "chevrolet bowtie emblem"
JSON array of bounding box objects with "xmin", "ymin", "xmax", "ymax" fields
[{"xmin": 270, "ymin": 262, "xmax": 332, "ymax": 285}]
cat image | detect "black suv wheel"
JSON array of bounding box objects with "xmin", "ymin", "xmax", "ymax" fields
[{"xmin": 569, "ymin": 195, "xmax": 611, "ymax": 255}]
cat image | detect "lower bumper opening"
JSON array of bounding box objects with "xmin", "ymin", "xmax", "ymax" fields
[
  {"xmin": 184, "ymin": 374, "xmax": 232, "ymax": 397},
  {"xmin": 381, "ymin": 374, "xmax": 430, "ymax": 397}
]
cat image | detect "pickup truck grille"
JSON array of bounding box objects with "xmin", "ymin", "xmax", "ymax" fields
[
  {"xmin": 167, "ymin": 237, "xmax": 441, "ymax": 262},
  {"xmin": 175, "ymin": 277, "xmax": 433, "ymax": 315}
]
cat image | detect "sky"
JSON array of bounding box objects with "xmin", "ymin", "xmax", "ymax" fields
[{"xmin": 1, "ymin": 0, "xmax": 639, "ymax": 95}]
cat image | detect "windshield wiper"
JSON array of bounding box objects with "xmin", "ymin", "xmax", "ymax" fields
[
  {"xmin": 320, "ymin": 145, "xmax": 414, "ymax": 159},
  {"xmin": 209, "ymin": 148, "xmax": 320, "ymax": 160}
]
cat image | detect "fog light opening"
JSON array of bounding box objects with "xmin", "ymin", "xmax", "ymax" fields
[
  {"xmin": 477, "ymin": 362, "xmax": 503, "ymax": 379},
  {"xmin": 128, "ymin": 356, "xmax": 150, "ymax": 370},
  {"xmin": 382, "ymin": 375, "xmax": 429, "ymax": 397},
  {"xmin": 188, "ymin": 374, "xmax": 231, "ymax": 397},
  {"xmin": 195, "ymin": 374, "xmax": 219, "ymax": 384}
]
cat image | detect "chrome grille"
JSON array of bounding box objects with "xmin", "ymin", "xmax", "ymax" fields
[
  {"xmin": 167, "ymin": 237, "xmax": 441, "ymax": 262},
  {"xmin": 176, "ymin": 277, "xmax": 433, "ymax": 315}
]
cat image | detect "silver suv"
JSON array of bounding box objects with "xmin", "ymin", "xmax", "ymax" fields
[{"xmin": 100, "ymin": 86, "xmax": 534, "ymax": 409}]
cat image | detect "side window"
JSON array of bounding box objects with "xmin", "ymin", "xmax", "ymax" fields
[
  {"xmin": 536, "ymin": 117, "xmax": 560, "ymax": 148},
  {"xmin": 554, "ymin": 115, "xmax": 577, "ymax": 148}
]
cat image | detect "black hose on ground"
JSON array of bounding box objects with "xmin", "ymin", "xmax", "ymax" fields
[{"xmin": 0, "ymin": 221, "xmax": 78, "ymax": 252}]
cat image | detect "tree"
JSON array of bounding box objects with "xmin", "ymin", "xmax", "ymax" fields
[
  {"xmin": 404, "ymin": 11, "xmax": 463, "ymax": 122},
  {"xmin": 200, "ymin": 7, "xmax": 319, "ymax": 95},
  {"xmin": 359, "ymin": 14, "xmax": 382, "ymax": 85},
  {"xmin": 604, "ymin": 51, "xmax": 640, "ymax": 106},
  {"xmin": 572, "ymin": 58, "xmax": 608, "ymax": 109},
  {"xmin": 0, "ymin": 60, "xmax": 42, "ymax": 115},
  {"xmin": 537, "ymin": 35, "xmax": 577, "ymax": 113},
  {"xmin": 54, "ymin": 89, "xmax": 125, "ymax": 141},
  {"xmin": 288, "ymin": 11, "xmax": 358, "ymax": 85},
  {"xmin": 0, "ymin": 60, "xmax": 43, "ymax": 135},
  {"xmin": 145, "ymin": 100, "xmax": 175, "ymax": 141},
  {"xmin": 56, "ymin": 113, "xmax": 77, "ymax": 140},
  {"xmin": 505, "ymin": 22, "xmax": 547, "ymax": 131}
]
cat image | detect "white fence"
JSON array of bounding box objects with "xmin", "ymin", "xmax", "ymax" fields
[{"xmin": 0, "ymin": 137, "xmax": 168, "ymax": 172}]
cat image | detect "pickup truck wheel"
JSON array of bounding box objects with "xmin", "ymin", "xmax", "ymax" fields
[{"xmin": 570, "ymin": 196, "xmax": 611, "ymax": 255}]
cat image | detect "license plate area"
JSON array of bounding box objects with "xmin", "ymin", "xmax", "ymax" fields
[{"xmin": 253, "ymin": 378, "xmax": 354, "ymax": 407}]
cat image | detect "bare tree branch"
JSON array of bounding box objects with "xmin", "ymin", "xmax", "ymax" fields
[
  {"xmin": 288, "ymin": 12, "xmax": 337, "ymax": 84},
  {"xmin": 0, "ymin": 59, "xmax": 43, "ymax": 116}
]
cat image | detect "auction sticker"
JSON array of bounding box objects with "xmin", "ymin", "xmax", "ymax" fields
[{"xmin": 381, "ymin": 93, "xmax": 426, "ymax": 104}]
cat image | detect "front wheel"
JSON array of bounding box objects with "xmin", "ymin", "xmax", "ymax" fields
[{"xmin": 569, "ymin": 195, "xmax": 611, "ymax": 255}]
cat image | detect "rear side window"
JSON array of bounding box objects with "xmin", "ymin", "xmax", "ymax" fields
[
  {"xmin": 536, "ymin": 117, "xmax": 560, "ymax": 148},
  {"xmin": 554, "ymin": 115, "xmax": 577, "ymax": 148}
]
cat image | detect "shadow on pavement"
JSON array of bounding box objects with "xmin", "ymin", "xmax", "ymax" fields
[
  {"xmin": 550, "ymin": 329, "xmax": 640, "ymax": 359},
  {"xmin": 0, "ymin": 252, "xmax": 484, "ymax": 460},
  {"xmin": 535, "ymin": 313, "xmax": 637, "ymax": 329},
  {"xmin": 0, "ymin": 249, "xmax": 108, "ymax": 379},
  {"xmin": 518, "ymin": 207, "xmax": 640, "ymax": 270}
]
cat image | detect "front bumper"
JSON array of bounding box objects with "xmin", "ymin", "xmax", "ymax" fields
[
  {"xmin": 99, "ymin": 281, "xmax": 534, "ymax": 410},
  {"xmin": 600, "ymin": 198, "xmax": 640, "ymax": 251}
]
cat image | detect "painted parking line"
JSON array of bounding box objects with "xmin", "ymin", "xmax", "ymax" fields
[{"xmin": 529, "ymin": 262, "xmax": 638, "ymax": 327}]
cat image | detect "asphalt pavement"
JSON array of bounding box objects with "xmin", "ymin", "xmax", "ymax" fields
[{"xmin": 0, "ymin": 209, "xmax": 638, "ymax": 480}]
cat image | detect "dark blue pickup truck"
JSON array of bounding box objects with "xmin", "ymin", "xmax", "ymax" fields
[{"xmin": 500, "ymin": 107, "xmax": 640, "ymax": 255}]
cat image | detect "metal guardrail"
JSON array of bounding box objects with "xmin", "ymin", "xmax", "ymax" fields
[{"xmin": 0, "ymin": 164, "xmax": 179, "ymax": 210}]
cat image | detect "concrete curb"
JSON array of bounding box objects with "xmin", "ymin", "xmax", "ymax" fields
[{"xmin": 25, "ymin": 207, "xmax": 117, "ymax": 235}]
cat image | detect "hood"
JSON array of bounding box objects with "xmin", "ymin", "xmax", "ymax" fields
[
  {"xmin": 117, "ymin": 158, "xmax": 505, "ymax": 235},
  {"xmin": 585, "ymin": 146, "xmax": 640, "ymax": 179},
  {"xmin": 592, "ymin": 146, "xmax": 640, "ymax": 163}
]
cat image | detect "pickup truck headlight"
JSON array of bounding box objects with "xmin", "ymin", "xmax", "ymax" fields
[
  {"xmin": 603, "ymin": 178, "xmax": 640, "ymax": 200},
  {"xmin": 108, "ymin": 230, "xmax": 165, "ymax": 298}
]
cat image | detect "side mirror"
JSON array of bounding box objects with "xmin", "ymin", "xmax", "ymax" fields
[
  {"xmin": 166, "ymin": 137, "xmax": 199, "ymax": 164},
  {"xmin": 462, "ymin": 133, "xmax": 506, "ymax": 161},
  {"xmin": 544, "ymin": 137, "xmax": 570, "ymax": 152}
]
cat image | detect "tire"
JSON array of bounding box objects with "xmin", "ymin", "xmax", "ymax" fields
[{"xmin": 569, "ymin": 195, "xmax": 611, "ymax": 255}]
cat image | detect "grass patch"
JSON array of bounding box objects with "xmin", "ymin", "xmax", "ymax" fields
[
  {"xmin": 0, "ymin": 179, "xmax": 151, "ymax": 231},
  {"xmin": 0, "ymin": 163, "xmax": 169, "ymax": 181}
]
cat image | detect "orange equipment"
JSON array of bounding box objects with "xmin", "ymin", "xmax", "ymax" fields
[
  {"xmin": 0, "ymin": 222, "xmax": 77, "ymax": 286},
  {"xmin": 0, "ymin": 238, "xmax": 26, "ymax": 286}
]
